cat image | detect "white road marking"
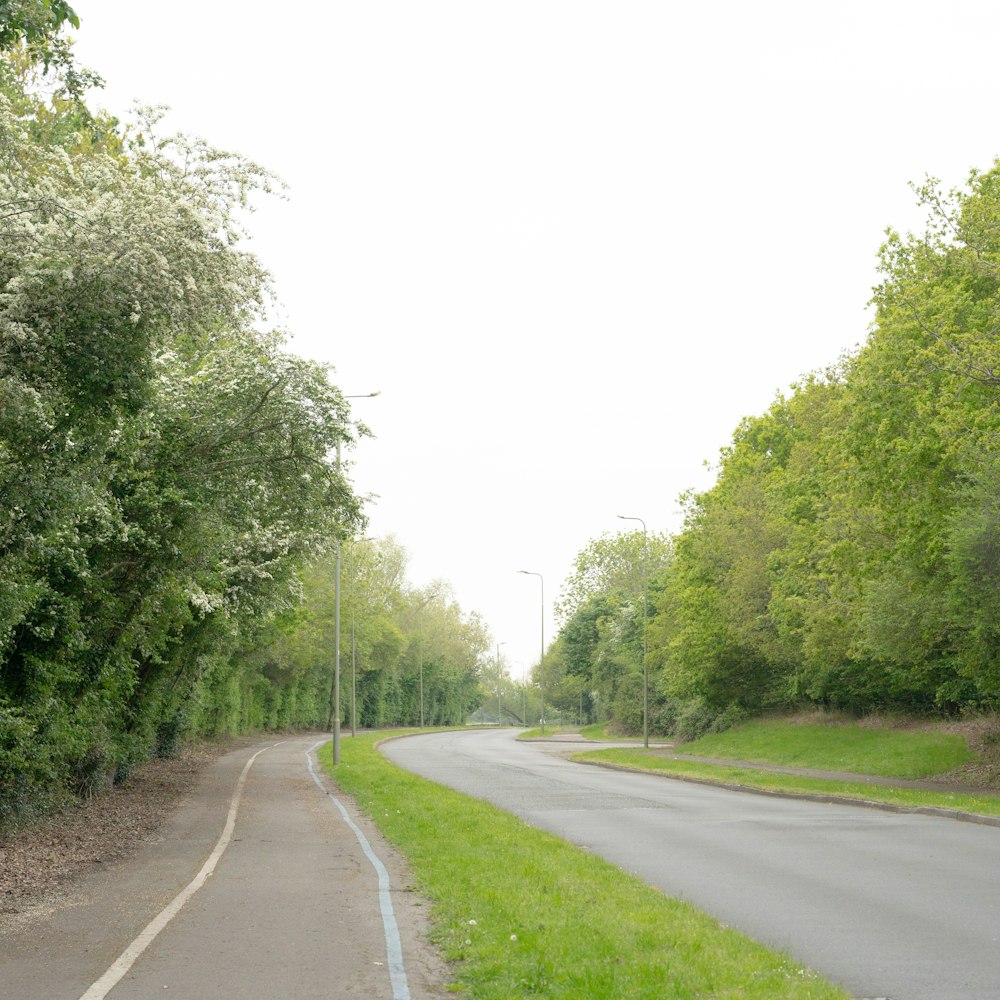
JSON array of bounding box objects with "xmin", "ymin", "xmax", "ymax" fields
[
  {"xmin": 307, "ymin": 741, "xmax": 411, "ymax": 1000},
  {"xmin": 78, "ymin": 741, "xmax": 283, "ymax": 1000}
]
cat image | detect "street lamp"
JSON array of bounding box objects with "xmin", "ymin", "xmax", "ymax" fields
[
  {"xmin": 496, "ymin": 641, "xmax": 506, "ymax": 725},
  {"xmin": 517, "ymin": 570, "xmax": 545, "ymax": 735},
  {"xmin": 617, "ymin": 515, "xmax": 649, "ymax": 748},
  {"xmin": 331, "ymin": 391, "xmax": 380, "ymax": 767}
]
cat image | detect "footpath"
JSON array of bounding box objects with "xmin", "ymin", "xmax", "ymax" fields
[{"xmin": 0, "ymin": 735, "xmax": 449, "ymax": 1000}]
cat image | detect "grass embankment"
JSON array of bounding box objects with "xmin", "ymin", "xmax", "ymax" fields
[
  {"xmin": 519, "ymin": 723, "xmax": 645, "ymax": 741},
  {"xmin": 517, "ymin": 725, "xmax": 576, "ymax": 739},
  {"xmin": 321, "ymin": 731, "xmax": 848, "ymax": 1000},
  {"xmin": 575, "ymin": 720, "xmax": 1000, "ymax": 819},
  {"xmin": 680, "ymin": 722, "xmax": 972, "ymax": 777}
]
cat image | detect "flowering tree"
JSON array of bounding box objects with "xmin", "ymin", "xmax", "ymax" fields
[{"xmin": 0, "ymin": 60, "xmax": 363, "ymax": 821}]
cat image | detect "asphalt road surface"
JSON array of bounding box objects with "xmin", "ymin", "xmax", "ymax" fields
[
  {"xmin": 382, "ymin": 728, "xmax": 1000, "ymax": 1000},
  {"xmin": 1, "ymin": 735, "xmax": 447, "ymax": 1000}
]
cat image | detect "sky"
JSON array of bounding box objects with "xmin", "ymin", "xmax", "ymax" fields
[{"xmin": 71, "ymin": 1, "xmax": 1000, "ymax": 677}]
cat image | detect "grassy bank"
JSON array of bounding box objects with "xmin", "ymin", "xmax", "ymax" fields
[
  {"xmin": 321, "ymin": 731, "xmax": 848, "ymax": 999},
  {"xmin": 677, "ymin": 721, "xmax": 973, "ymax": 777},
  {"xmin": 574, "ymin": 719, "xmax": 1000, "ymax": 820}
]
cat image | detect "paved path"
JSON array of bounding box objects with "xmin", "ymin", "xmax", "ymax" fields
[
  {"xmin": 384, "ymin": 727, "xmax": 1000, "ymax": 1000},
  {"xmin": 1, "ymin": 735, "xmax": 447, "ymax": 1000}
]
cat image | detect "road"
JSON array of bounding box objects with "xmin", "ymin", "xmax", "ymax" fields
[
  {"xmin": 382, "ymin": 728, "xmax": 1000, "ymax": 1000},
  {"xmin": 1, "ymin": 735, "xmax": 447, "ymax": 1000}
]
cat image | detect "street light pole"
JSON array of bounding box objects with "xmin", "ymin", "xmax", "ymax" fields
[
  {"xmin": 618, "ymin": 515, "xmax": 649, "ymax": 748},
  {"xmin": 331, "ymin": 391, "xmax": 380, "ymax": 767},
  {"xmin": 518, "ymin": 570, "xmax": 545, "ymax": 735}
]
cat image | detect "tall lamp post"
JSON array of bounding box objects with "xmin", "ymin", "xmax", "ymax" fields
[
  {"xmin": 496, "ymin": 641, "xmax": 506, "ymax": 725},
  {"xmin": 517, "ymin": 570, "xmax": 545, "ymax": 735},
  {"xmin": 617, "ymin": 515, "xmax": 649, "ymax": 748},
  {"xmin": 331, "ymin": 391, "xmax": 380, "ymax": 767}
]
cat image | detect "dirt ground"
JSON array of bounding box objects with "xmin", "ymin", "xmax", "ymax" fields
[{"xmin": 0, "ymin": 739, "xmax": 252, "ymax": 928}]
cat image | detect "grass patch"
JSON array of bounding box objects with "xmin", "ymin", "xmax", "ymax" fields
[
  {"xmin": 577, "ymin": 722, "xmax": 647, "ymax": 741},
  {"xmin": 573, "ymin": 750, "xmax": 1000, "ymax": 818},
  {"xmin": 678, "ymin": 721, "xmax": 972, "ymax": 778},
  {"xmin": 320, "ymin": 731, "xmax": 849, "ymax": 999},
  {"xmin": 517, "ymin": 725, "xmax": 576, "ymax": 739}
]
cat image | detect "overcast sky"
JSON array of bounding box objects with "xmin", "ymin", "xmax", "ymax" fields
[{"xmin": 72, "ymin": 1, "xmax": 1000, "ymax": 676}]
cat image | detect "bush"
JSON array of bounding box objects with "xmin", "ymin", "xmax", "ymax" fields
[
  {"xmin": 673, "ymin": 698, "xmax": 749, "ymax": 744},
  {"xmin": 611, "ymin": 673, "xmax": 680, "ymax": 738}
]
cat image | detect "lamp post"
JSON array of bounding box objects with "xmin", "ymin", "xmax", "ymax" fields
[
  {"xmin": 496, "ymin": 641, "xmax": 506, "ymax": 725},
  {"xmin": 331, "ymin": 391, "xmax": 380, "ymax": 767},
  {"xmin": 517, "ymin": 570, "xmax": 545, "ymax": 735},
  {"xmin": 617, "ymin": 515, "xmax": 649, "ymax": 748}
]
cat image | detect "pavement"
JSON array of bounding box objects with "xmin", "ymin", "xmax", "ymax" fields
[{"xmin": 0, "ymin": 734, "xmax": 450, "ymax": 1000}]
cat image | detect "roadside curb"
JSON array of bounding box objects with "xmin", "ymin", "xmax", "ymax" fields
[{"xmin": 572, "ymin": 756, "xmax": 1000, "ymax": 828}]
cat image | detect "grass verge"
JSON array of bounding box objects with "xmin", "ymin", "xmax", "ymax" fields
[
  {"xmin": 573, "ymin": 751, "xmax": 1000, "ymax": 819},
  {"xmin": 320, "ymin": 730, "xmax": 849, "ymax": 999},
  {"xmin": 578, "ymin": 722, "xmax": 647, "ymax": 741},
  {"xmin": 676, "ymin": 721, "xmax": 972, "ymax": 778},
  {"xmin": 516, "ymin": 725, "xmax": 576, "ymax": 739}
]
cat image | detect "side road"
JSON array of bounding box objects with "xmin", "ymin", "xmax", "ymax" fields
[{"xmin": 0, "ymin": 735, "xmax": 449, "ymax": 1000}]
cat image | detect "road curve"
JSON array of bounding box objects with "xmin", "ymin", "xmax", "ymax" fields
[{"xmin": 382, "ymin": 728, "xmax": 1000, "ymax": 1000}]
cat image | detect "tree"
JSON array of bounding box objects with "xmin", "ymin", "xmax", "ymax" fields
[{"xmin": 0, "ymin": 74, "xmax": 362, "ymax": 821}]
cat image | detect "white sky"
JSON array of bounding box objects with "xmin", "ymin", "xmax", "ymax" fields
[{"xmin": 71, "ymin": 1, "xmax": 1000, "ymax": 676}]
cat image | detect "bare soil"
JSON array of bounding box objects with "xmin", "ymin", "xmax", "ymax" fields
[{"xmin": 0, "ymin": 739, "xmax": 252, "ymax": 926}]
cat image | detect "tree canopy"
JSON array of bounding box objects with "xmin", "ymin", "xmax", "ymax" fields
[{"xmin": 548, "ymin": 162, "xmax": 1000, "ymax": 738}]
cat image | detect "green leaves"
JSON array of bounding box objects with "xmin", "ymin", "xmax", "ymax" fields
[{"xmin": 0, "ymin": 62, "xmax": 364, "ymax": 822}]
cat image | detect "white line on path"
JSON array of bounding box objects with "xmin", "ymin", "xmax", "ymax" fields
[
  {"xmin": 78, "ymin": 741, "xmax": 283, "ymax": 1000},
  {"xmin": 307, "ymin": 740, "xmax": 412, "ymax": 1000}
]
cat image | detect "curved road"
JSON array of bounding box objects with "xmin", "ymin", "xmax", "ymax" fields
[{"xmin": 383, "ymin": 728, "xmax": 1000, "ymax": 1000}]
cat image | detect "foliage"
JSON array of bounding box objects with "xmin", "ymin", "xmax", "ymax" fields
[
  {"xmin": 552, "ymin": 158, "xmax": 1000, "ymax": 729},
  {"xmin": 547, "ymin": 531, "xmax": 671, "ymax": 728},
  {"xmin": 0, "ymin": 53, "xmax": 365, "ymax": 824},
  {"xmin": 232, "ymin": 537, "xmax": 491, "ymax": 734}
]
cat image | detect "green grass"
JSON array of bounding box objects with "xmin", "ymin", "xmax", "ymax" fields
[
  {"xmin": 517, "ymin": 725, "xmax": 576, "ymax": 739},
  {"xmin": 677, "ymin": 721, "xmax": 973, "ymax": 778},
  {"xmin": 321, "ymin": 731, "xmax": 849, "ymax": 999},
  {"xmin": 572, "ymin": 749, "xmax": 1000, "ymax": 818},
  {"xmin": 577, "ymin": 722, "xmax": 647, "ymax": 741}
]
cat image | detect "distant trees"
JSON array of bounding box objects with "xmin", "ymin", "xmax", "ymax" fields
[
  {"xmin": 545, "ymin": 531, "xmax": 672, "ymax": 728},
  {"xmin": 235, "ymin": 538, "xmax": 490, "ymax": 732}
]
